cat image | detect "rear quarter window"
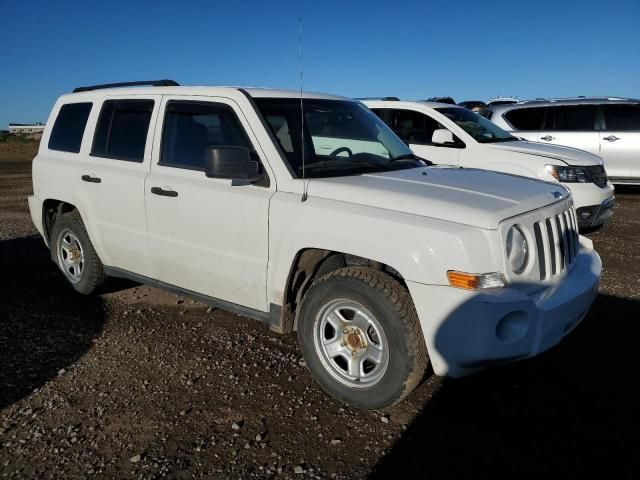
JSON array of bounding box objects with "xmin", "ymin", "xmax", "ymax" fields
[
  {"xmin": 504, "ymin": 107, "xmax": 545, "ymax": 130},
  {"xmin": 48, "ymin": 103, "xmax": 93, "ymax": 153}
]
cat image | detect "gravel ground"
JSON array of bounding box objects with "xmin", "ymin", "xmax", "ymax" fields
[{"xmin": 1, "ymin": 148, "xmax": 639, "ymax": 479}]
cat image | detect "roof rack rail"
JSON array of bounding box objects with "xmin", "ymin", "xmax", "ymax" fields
[
  {"xmin": 73, "ymin": 79, "xmax": 179, "ymax": 93},
  {"xmin": 355, "ymin": 96, "xmax": 400, "ymax": 101}
]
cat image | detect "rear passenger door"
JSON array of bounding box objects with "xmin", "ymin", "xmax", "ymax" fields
[
  {"xmin": 75, "ymin": 96, "xmax": 161, "ymax": 278},
  {"xmin": 144, "ymin": 97, "xmax": 273, "ymax": 312},
  {"xmin": 538, "ymin": 105, "xmax": 600, "ymax": 156},
  {"xmin": 600, "ymin": 103, "xmax": 640, "ymax": 180}
]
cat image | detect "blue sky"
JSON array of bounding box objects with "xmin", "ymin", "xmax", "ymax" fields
[{"xmin": 1, "ymin": 0, "xmax": 638, "ymax": 128}]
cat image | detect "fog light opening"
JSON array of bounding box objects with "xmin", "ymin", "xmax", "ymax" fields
[{"xmin": 495, "ymin": 311, "xmax": 531, "ymax": 343}]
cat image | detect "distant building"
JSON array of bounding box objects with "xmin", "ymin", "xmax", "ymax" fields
[{"xmin": 9, "ymin": 122, "xmax": 45, "ymax": 138}]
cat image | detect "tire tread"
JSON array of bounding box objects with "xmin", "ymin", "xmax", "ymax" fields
[
  {"xmin": 51, "ymin": 209, "xmax": 105, "ymax": 294},
  {"xmin": 305, "ymin": 266, "xmax": 428, "ymax": 407}
]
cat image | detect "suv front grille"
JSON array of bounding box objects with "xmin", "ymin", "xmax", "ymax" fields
[
  {"xmin": 587, "ymin": 165, "xmax": 608, "ymax": 188},
  {"xmin": 532, "ymin": 206, "xmax": 579, "ymax": 281}
]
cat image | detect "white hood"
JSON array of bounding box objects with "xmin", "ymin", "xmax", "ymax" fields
[
  {"xmin": 306, "ymin": 166, "xmax": 568, "ymax": 230},
  {"xmin": 485, "ymin": 140, "xmax": 604, "ymax": 166}
]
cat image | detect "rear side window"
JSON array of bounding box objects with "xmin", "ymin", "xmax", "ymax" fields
[
  {"xmin": 160, "ymin": 101, "xmax": 252, "ymax": 170},
  {"xmin": 48, "ymin": 103, "xmax": 93, "ymax": 153},
  {"xmin": 551, "ymin": 105, "xmax": 597, "ymax": 131},
  {"xmin": 504, "ymin": 107, "xmax": 545, "ymax": 130},
  {"xmin": 604, "ymin": 104, "xmax": 640, "ymax": 131},
  {"xmin": 92, "ymin": 100, "xmax": 154, "ymax": 162}
]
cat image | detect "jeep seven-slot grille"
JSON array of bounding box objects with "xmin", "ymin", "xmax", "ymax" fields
[{"xmin": 532, "ymin": 206, "xmax": 579, "ymax": 280}]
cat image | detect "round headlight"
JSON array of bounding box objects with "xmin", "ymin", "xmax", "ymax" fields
[{"xmin": 506, "ymin": 225, "xmax": 529, "ymax": 273}]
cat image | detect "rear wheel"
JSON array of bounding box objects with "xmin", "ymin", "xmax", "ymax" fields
[
  {"xmin": 297, "ymin": 267, "xmax": 428, "ymax": 409},
  {"xmin": 50, "ymin": 210, "xmax": 105, "ymax": 294}
]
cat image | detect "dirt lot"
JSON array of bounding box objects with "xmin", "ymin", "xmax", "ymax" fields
[{"xmin": 1, "ymin": 143, "xmax": 639, "ymax": 479}]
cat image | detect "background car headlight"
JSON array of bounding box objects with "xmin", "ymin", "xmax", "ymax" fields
[
  {"xmin": 546, "ymin": 165, "xmax": 591, "ymax": 183},
  {"xmin": 506, "ymin": 225, "xmax": 528, "ymax": 273}
]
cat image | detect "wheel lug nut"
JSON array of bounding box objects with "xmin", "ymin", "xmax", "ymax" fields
[{"xmin": 343, "ymin": 328, "xmax": 349, "ymax": 334}]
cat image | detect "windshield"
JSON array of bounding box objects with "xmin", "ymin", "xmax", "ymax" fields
[
  {"xmin": 254, "ymin": 98, "xmax": 422, "ymax": 178},
  {"xmin": 435, "ymin": 107, "xmax": 516, "ymax": 143}
]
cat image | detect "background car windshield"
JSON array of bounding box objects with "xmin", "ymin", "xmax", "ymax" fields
[
  {"xmin": 436, "ymin": 107, "xmax": 515, "ymax": 143},
  {"xmin": 255, "ymin": 98, "xmax": 417, "ymax": 178}
]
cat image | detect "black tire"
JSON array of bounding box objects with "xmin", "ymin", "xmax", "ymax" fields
[
  {"xmin": 297, "ymin": 266, "xmax": 428, "ymax": 409},
  {"xmin": 50, "ymin": 209, "xmax": 105, "ymax": 295}
]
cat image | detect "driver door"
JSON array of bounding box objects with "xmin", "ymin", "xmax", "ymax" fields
[{"xmin": 144, "ymin": 96, "xmax": 274, "ymax": 312}]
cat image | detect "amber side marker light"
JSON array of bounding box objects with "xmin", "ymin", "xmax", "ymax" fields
[
  {"xmin": 447, "ymin": 271, "xmax": 506, "ymax": 290},
  {"xmin": 546, "ymin": 165, "xmax": 561, "ymax": 181}
]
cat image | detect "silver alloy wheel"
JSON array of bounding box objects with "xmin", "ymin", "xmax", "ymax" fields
[
  {"xmin": 313, "ymin": 298, "xmax": 389, "ymax": 388},
  {"xmin": 56, "ymin": 228, "xmax": 84, "ymax": 284}
]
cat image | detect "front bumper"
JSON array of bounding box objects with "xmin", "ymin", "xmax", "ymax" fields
[
  {"xmin": 407, "ymin": 237, "xmax": 601, "ymax": 377},
  {"xmin": 576, "ymin": 196, "xmax": 615, "ymax": 229},
  {"xmin": 565, "ymin": 182, "xmax": 615, "ymax": 229}
]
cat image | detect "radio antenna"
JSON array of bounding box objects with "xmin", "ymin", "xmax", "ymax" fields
[{"xmin": 299, "ymin": 17, "xmax": 308, "ymax": 202}]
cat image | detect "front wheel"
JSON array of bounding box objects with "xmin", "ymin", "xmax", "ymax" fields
[
  {"xmin": 297, "ymin": 267, "xmax": 428, "ymax": 409},
  {"xmin": 50, "ymin": 210, "xmax": 105, "ymax": 295}
]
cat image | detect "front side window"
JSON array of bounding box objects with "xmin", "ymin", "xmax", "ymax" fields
[
  {"xmin": 550, "ymin": 105, "xmax": 597, "ymax": 131},
  {"xmin": 604, "ymin": 104, "xmax": 640, "ymax": 131},
  {"xmin": 388, "ymin": 109, "xmax": 445, "ymax": 145},
  {"xmin": 504, "ymin": 107, "xmax": 545, "ymax": 131},
  {"xmin": 436, "ymin": 107, "xmax": 515, "ymax": 143},
  {"xmin": 160, "ymin": 101, "xmax": 253, "ymax": 170},
  {"xmin": 371, "ymin": 109, "xmax": 386, "ymax": 120},
  {"xmin": 48, "ymin": 103, "xmax": 93, "ymax": 153},
  {"xmin": 92, "ymin": 100, "xmax": 154, "ymax": 162},
  {"xmin": 255, "ymin": 98, "xmax": 417, "ymax": 178}
]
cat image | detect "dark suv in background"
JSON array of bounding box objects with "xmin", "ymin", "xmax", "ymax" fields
[{"xmin": 486, "ymin": 97, "xmax": 640, "ymax": 184}]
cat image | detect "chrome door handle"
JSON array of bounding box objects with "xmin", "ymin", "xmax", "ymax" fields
[
  {"xmin": 603, "ymin": 135, "xmax": 620, "ymax": 142},
  {"xmin": 540, "ymin": 135, "xmax": 555, "ymax": 141}
]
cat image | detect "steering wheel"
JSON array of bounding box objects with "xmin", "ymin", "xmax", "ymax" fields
[{"xmin": 329, "ymin": 147, "xmax": 353, "ymax": 157}]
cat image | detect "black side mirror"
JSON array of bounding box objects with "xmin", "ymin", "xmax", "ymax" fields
[{"xmin": 204, "ymin": 146, "xmax": 264, "ymax": 182}]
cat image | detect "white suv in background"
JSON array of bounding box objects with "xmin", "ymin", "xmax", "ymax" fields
[
  {"xmin": 486, "ymin": 97, "xmax": 640, "ymax": 185},
  {"xmin": 363, "ymin": 99, "xmax": 615, "ymax": 231},
  {"xmin": 29, "ymin": 81, "xmax": 601, "ymax": 409}
]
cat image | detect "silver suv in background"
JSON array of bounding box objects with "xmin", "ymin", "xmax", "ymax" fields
[
  {"xmin": 487, "ymin": 96, "xmax": 518, "ymax": 106},
  {"xmin": 487, "ymin": 97, "xmax": 640, "ymax": 185}
]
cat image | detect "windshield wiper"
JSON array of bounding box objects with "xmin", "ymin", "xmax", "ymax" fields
[
  {"xmin": 478, "ymin": 137, "xmax": 518, "ymax": 143},
  {"xmin": 390, "ymin": 153, "xmax": 433, "ymax": 165},
  {"xmin": 300, "ymin": 159, "xmax": 386, "ymax": 172}
]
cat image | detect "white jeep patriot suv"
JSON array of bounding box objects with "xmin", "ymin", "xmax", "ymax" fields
[{"xmin": 29, "ymin": 80, "xmax": 602, "ymax": 409}]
